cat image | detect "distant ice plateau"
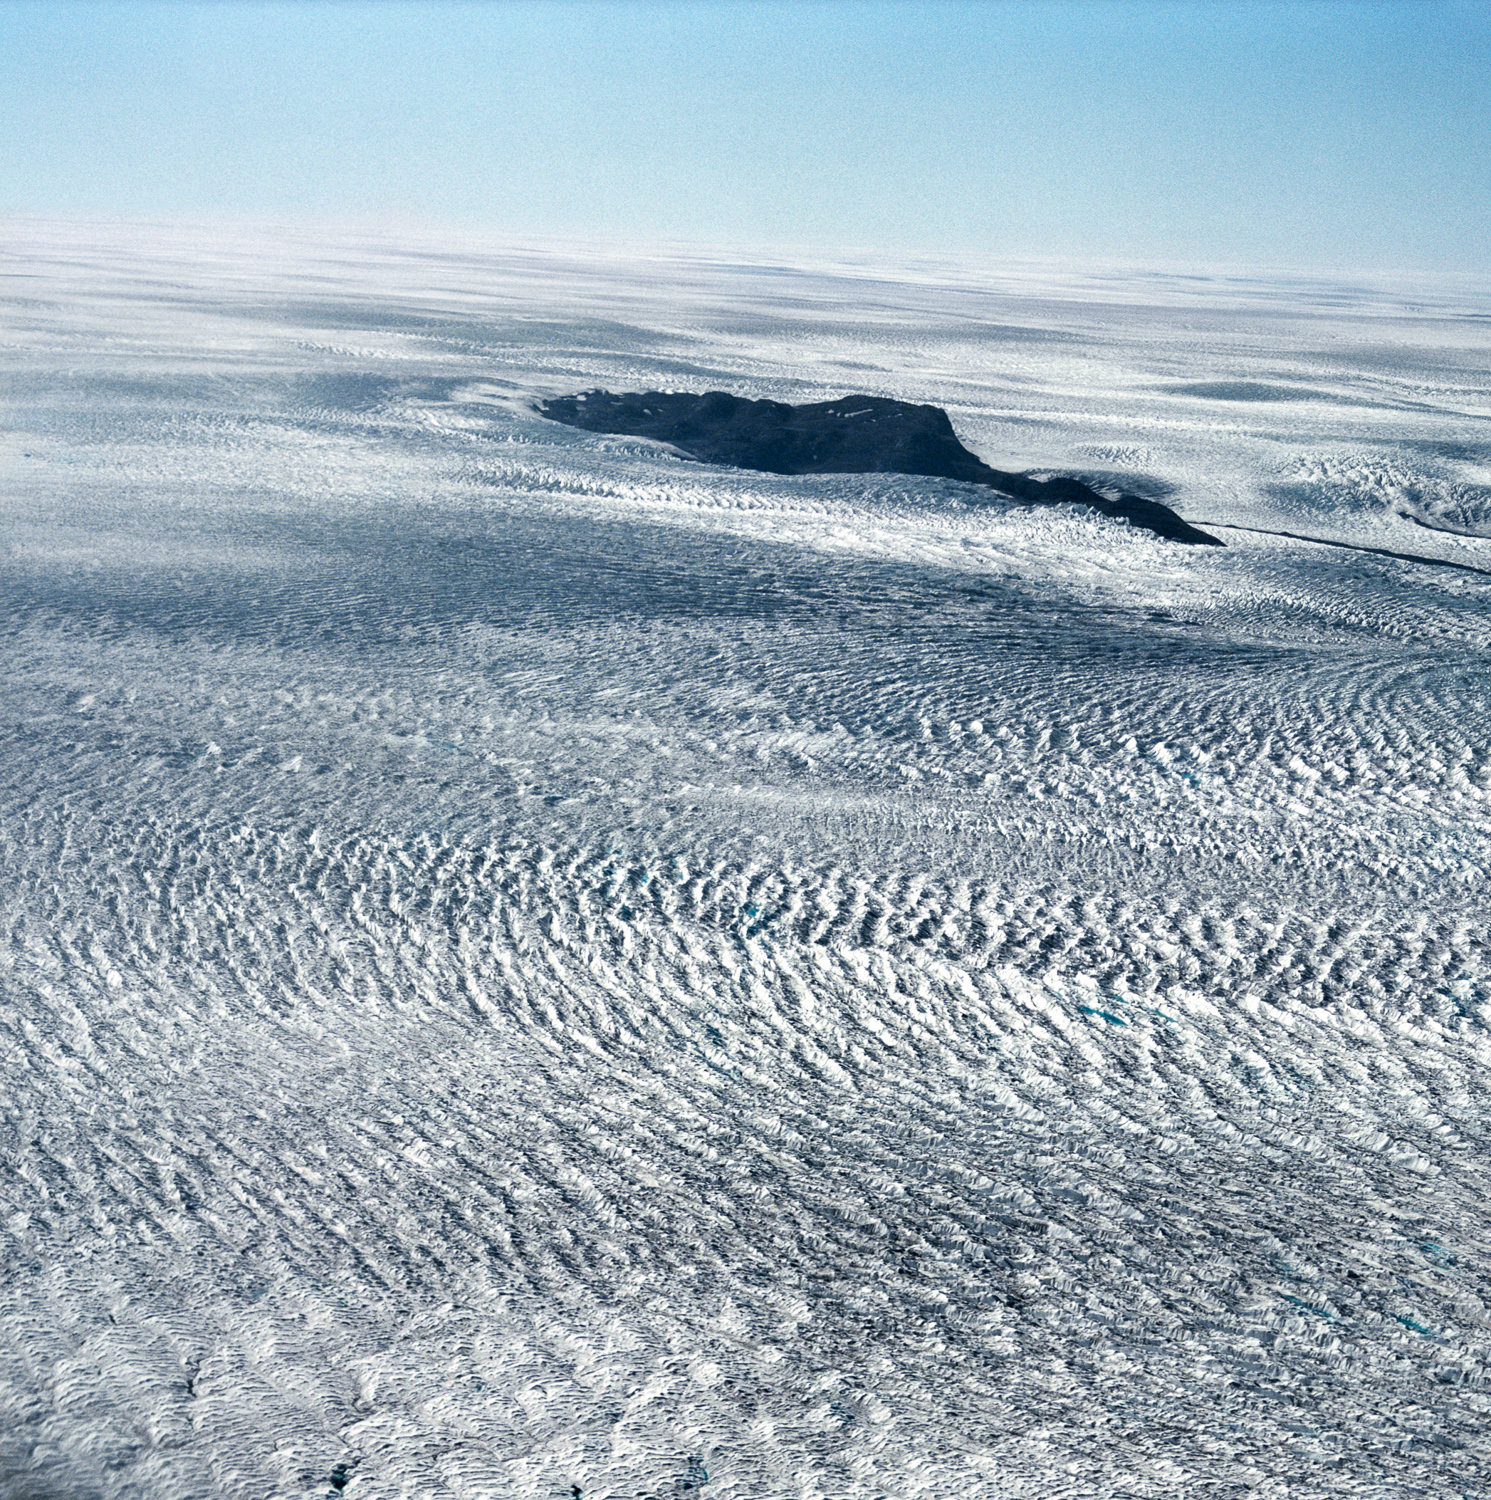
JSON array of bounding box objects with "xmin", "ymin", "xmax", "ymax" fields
[{"xmin": 3, "ymin": 222, "xmax": 1491, "ymax": 1498}]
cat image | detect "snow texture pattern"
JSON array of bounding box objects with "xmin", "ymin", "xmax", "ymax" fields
[{"xmin": 3, "ymin": 224, "xmax": 1491, "ymax": 1498}]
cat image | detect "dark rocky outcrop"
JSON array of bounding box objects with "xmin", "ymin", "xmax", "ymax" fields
[{"xmin": 538, "ymin": 389, "xmax": 1222, "ymax": 546}]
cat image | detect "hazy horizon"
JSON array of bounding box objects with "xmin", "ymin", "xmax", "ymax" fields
[{"xmin": 4, "ymin": 0, "xmax": 1489, "ymax": 276}]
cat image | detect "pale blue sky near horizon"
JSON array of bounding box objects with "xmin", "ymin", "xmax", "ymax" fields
[{"xmin": 2, "ymin": 1, "xmax": 1488, "ymax": 275}]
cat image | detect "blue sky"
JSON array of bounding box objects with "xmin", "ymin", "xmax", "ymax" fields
[{"xmin": 3, "ymin": 1, "xmax": 1488, "ymax": 273}]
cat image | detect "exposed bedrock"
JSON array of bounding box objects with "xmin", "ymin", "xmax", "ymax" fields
[{"xmin": 539, "ymin": 389, "xmax": 1223, "ymax": 546}]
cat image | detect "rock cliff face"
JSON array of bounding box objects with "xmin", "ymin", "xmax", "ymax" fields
[{"xmin": 539, "ymin": 389, "xmax": 1222, "ymax": 546}]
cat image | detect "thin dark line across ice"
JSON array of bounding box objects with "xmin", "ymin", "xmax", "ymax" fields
[{"xmin": 1197, "ymin": 520, "xmax": 1491, "ymax": 577}]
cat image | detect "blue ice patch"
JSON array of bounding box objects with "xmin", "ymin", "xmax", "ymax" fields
[{"xmin": 1079, "ymin": 1005, "xmax": 1127, "ymax": 1026}]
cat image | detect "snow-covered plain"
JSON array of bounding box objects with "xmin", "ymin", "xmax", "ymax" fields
[{"xmin": 4, "ymin": 221, "xmax": 1491, "ymax": 1498}]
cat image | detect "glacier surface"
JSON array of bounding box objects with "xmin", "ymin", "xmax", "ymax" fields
[{"xmin": 3, "ymin": 223, "xmax": 1491, "ymax": 1498}]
